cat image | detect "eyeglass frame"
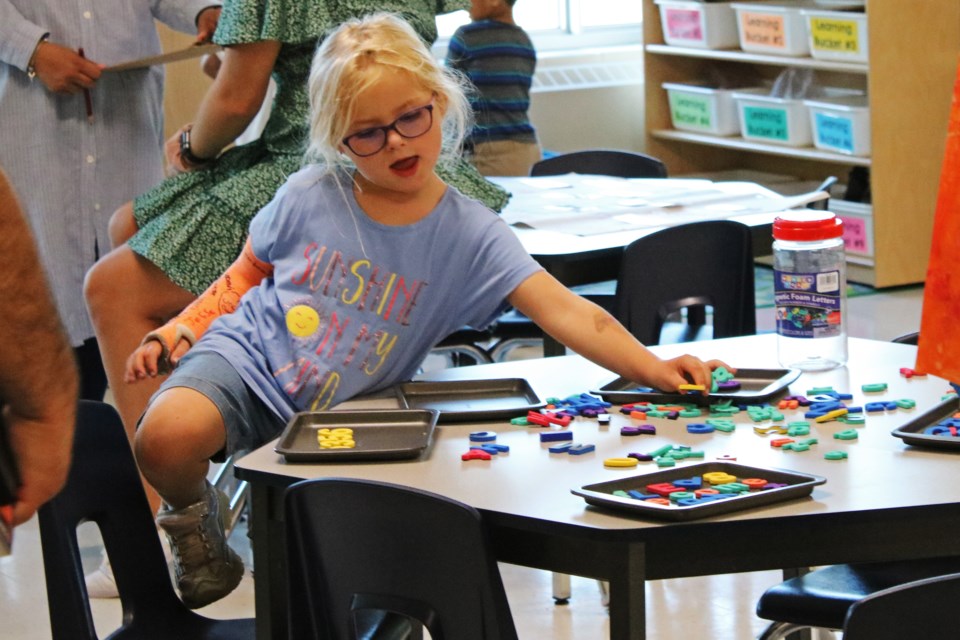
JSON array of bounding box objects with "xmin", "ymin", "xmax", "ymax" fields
[{"xmin": 341, "ymin": 102, "xmax": 435, "ymax": 157}]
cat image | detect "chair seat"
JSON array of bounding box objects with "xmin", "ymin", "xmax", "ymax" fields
[{"xmin": 757, "ymin": 557, "xmax": 960, "ymax": 629}]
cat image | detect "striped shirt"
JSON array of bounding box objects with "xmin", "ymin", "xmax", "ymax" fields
[{"xmin": 446, "ymin": 19, "xmax": 538, "ymax": 146}]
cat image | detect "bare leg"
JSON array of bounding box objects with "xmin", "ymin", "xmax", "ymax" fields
[
  {"xmin": 108, "ymin": 202, "xmax": 139, "ymax": 249},
  {"xmin": 84, "ymin": 244, "xmax": 196, "ymax": 514},
  {"xmin": 136, "ymin": 387, "xmax": 244, "ymax": 609},
  {"xmin": 135, "ymin": 387, "xmax": 227, "ymax": 509}
]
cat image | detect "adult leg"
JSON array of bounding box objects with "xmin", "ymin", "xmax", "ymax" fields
[
  {"xmin": 74, "ymin": 337, "xmax": 108, "ymax": 401},
  {"xmin": 84, "ymin": 243, "xmax": 196, "ymax": 513},
  {"xmin": 108, "ymin": 201, "xmax": 139, "ymax": 249},
  {"xmin": 135, "ymin": 386, "xmax": 243, "ymax": 608}
]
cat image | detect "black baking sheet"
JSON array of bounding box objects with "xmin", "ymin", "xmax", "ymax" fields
[
  {"xmin": 572, "ymin": 461, "xmax": 825, "ymax": 521},
  {"xmin": 591, "ymin": 368, "xmax": 801, "ymax": 405},
  {"xmin": 891, "ymin": 396, "xmax": 960, "ymax": 450},
  {"xmin": 275, "ymin": 409, "xmax": 438, "ymax": 462},
  {"xmin": 394, "ymin": 378, "xmax": 544, "ymax": 422}
]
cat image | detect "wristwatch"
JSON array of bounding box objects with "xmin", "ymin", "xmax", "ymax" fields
[{"xmin": 179, "ymin": 126, "xmax": 213, "ymax": 168}]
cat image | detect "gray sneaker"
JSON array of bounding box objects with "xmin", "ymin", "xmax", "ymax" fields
[{"xmin": 157, "ymin": 481, "xmax": 244, "ymax": 609}]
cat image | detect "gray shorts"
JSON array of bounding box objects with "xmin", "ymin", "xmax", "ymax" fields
[{"xmin": 153, "ymin": 350, "xmax": 285, "ymax": 461}]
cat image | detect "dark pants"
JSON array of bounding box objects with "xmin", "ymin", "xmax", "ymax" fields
[{"xmin": 74, "ymin": 337, "xmax": 107, "ymax": 401}]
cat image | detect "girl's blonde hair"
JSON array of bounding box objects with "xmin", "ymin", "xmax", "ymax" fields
[{"xmin": 306, "ymin": 12, "xmax": 473, "ymax": 171}]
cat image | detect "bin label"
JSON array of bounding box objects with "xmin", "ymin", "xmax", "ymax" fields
[
  {"xmin": 814, "ymin": 112, "xmax": 855, "ymax": 153},
  {"xmin": 669, "ymin": 93, "xmax": 712, "ymax": 131},
  {"xmin": 839, "ymin": 215, "xmax": 870, "ymax": 255},
  {"xmin": 744, "ymin": 106, "xmax": 789, "ymax": 141},
  {"xmin": 739, "ymin": 11, "xmax": 786, "ymax": 49},
  {"xmin": 774, "ymin": 269, "xmax": 843, "ymax": 339},
  {"xmin": 809, "ymin": 17, "xmax": 860, "ymax": 55},
  {"xmin": 664, "ymin": 8, "xmax": 704, "ymax": 42}
]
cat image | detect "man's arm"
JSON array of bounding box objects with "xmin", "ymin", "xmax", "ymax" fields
[
  {"xmin": 0, "ymin": 0, "xmax": 49, "ymax": 71},
  {"xmin": 0, "ymin": 169, "xmax": 78, "ymax": 526}
]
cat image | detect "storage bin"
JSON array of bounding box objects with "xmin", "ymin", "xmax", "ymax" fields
[
  {"xmin": 805, "ymin": 94, "xmax": 870, "ymax": 156},
  {"xmin": 732, "ymin": 1, "xmax": 813, "ymax": 56},
  {"xmin": 654, "ymin": 0, "xmax": 740, "ymax": 49},
  {"xmin": 801, "ymin": 8, "xmax": 868, "ymax": 63},
  {"xmin": 662, "ymin": 82, "xmax": 749, "ymax": 136},
  {"xmin": 732, "ymin": 88, "xmax": 812, "ymax": 146},
  {"xmin": 830, "ymin": 199, "xmax": 873, "ymax": 257}
]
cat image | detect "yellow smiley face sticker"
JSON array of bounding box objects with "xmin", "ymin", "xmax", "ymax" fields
[{"xmin": 286, "ymin": 305, "xmax": 320, "ymax": 338}]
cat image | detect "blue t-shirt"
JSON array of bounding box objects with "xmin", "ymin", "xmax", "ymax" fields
[{"xmin": 185, "ymin": 166, "xmax": 542, "ymax": 421}]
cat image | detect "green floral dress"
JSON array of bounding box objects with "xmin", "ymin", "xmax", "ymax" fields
[{"xmin": 130, "ymin": 0, "xmax": 510, "ymax": 295}]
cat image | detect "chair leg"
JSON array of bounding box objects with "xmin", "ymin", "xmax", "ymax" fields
[
  {"xmin": 430, "ymin": 344, "xmax": 494, "ymax": 367},
  {"xmin": 490, "ymin": 338, "xmax": 543, "ymax": 362},
  {"xmin": 552, "ymin": 572, "xmax": 571, "ymax": 604},
  {"xmin": 756, "ymin": 621, "xmax": 836, "ymax": 640},
  {"xmin": 212, "ymin": 456, "xmax": 249, "ymax": 537}
]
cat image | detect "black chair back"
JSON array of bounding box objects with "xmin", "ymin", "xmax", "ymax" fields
[
  {"xmin": 37, "ymin": 400, "xmax": 254, "ymax": 640},
  {"xmin": 614, "ymin": 219, "xmax": 756, "ymax": 346},
  {"xmin": 843, "ymin": 571, "xmax": 960, "ymax": 640},
  {"xmin": 284, "ymin": 477, "xmax": 518, "ymax": 640},
  {"xmin": 530, "ymin": 149, "xmax": 667, "ymax": 179}
]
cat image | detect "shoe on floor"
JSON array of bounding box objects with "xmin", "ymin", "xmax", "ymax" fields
[
  {"xmin": 84, "ymin": 555, "xmax": 118, "ymax": 599},
  {"xmin": 157, "ymin": 481, "xmax": 244, "ymax": 609},
  {"xmin": 84, "ymin": 532, "xmax": 174, "ymax": 599}
]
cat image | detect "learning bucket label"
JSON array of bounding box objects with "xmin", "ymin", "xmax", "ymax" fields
[
  {"xmin": 669, "ymin": 93, "xmax": 713, "ymax": 131},
  {"xmin": 744, "ymin": 106, "xmax": 789, "ymax": 141},
  {"xmin": 774, "ymin": 269, "xmax": 843, "ymax": 339},
  {"xmin": 664, "ymin": 8, "xmax": 704, "ymax": 42},
  {"xmin": 814, "ymin": 112, "xmax": 855, "ymax": 153},
  {"xmin": 809, "ymin": 17, "xmax": 861, "ymax": 55},
  {"xmin": 739, "ymin": 11, "xmax": 787, "ymax": 49}
]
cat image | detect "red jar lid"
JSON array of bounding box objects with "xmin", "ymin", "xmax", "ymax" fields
[{"xmin": 773, "ymin": 210, "xmax": 843, "ymax": 241}]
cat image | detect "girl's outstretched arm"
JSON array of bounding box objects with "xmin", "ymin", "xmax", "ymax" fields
[{"xmin": 507, "ymin": 271, "xmax": 732, "ymax": 392}]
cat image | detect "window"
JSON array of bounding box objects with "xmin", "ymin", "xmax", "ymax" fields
[{"xmin": 435, "ymin": 0, "xmax": 643, "ymax": 52}]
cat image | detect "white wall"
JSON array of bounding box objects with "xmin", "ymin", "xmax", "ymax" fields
[{"xmin": 528, "ymin": 46, "xmax": 646, "ymax": 154}]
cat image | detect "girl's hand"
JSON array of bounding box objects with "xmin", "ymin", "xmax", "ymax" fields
[
  {"xmin": 647, "ymin": 356, "xmax": 734, "ymax": 394},
  {"xmin": 124, "ymin": 338, "xmax": 192, "ymax": 382}
]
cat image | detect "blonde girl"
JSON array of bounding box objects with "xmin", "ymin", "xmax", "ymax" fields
[{"xmin": 126, "ymin": 12, "xmax": 728, "ymax": 609}]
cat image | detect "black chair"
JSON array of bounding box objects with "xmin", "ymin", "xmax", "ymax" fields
[
  {"xmin": 490, "ymin": 149, "xmax": 669, "ymax": 361},
  {"xmin": 842, "ymin": 571, "xmax": 960, "ymax": 640},
  {"xmin": 37, "ymin": 400, "xmax": 255, "ymax": 640},
  {"xmin": 891, "ymin": 331, "xmax": 919, "ymax": 345},
  {"xmin": 284, "ymin": 477, "xmax": 518, "ymax": 640},
  {"xmin": 756, "ymin": 559, "xmax": 960, "ymax": 640},
  {"xmin": 530, "ymin": 149, "xmax": 667, "ymax": 179},
  {"xmin": 614, "ymin": 219, "xmax": 756, "ymax": 346}
]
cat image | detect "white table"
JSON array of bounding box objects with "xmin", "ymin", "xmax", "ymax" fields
[
  {"xmin": 490, "ymin": 175, "xmax": 812, "ymax": 355},
  {"xmin": 236, "ymin": 335, "xmax": 960, "ymax": 639}
]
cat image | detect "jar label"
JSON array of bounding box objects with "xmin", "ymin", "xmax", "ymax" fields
[{"xmin": 774, "ymin": 269, "xmax": 843, "ymax": 338}]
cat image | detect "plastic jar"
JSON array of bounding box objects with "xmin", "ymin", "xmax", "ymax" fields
[{"xmin": 772, "ymin": 210, "xmax": 848, "ymax": 371}]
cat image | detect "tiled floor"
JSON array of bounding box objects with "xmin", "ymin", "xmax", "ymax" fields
[{"xmin": 0, "ymin": 284, "xmax": 925, "ymax": 639}]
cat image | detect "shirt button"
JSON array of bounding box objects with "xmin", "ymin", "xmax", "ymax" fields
[
  {"xmin": 86, "ymin": 155, "xmax": 95, "ymax": 164},
  {"xmin": 83, "ymin": 11, "xmax": 92, "ymax": 19},
  {"xmin": 94, "ymin": 203, "xmax": 101, "ymax": 211}
]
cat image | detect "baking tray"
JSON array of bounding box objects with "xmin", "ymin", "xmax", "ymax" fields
[
  {"xmin": 891, "ymin": 396, "xmax": 960, "ymax": 450},
  {"xmin": 590, "ymin": 368, "xmax": 801, "ymax": 405},
  {"xmin": 572, "ymin": 461, "xmax": 825, "ymax": 521},
  {"xmin": 275, "ymin": 409, "xmax": 438, "ymax": 462},
  {"xmin": 394, "ymin": 378, "xmax": 545, "ymax": 423}
]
